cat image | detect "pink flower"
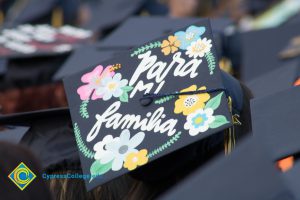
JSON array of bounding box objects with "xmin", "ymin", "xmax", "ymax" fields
[{"xmin": 77, "ymin": 65, "xmax": 115, "ymax": 100}]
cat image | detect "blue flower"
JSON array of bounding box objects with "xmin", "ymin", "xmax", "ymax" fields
[
  {"xmin": 191, "ymin": 113, "xmax": 208, "ymax": 128},
  {"xmin": 175, "ymin": 26, "xmax": 206, "ymax": 50}
]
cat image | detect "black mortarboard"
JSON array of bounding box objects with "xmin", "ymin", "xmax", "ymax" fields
[
  {"xmin": 64, "ymin": 19, "xmax": 234, "ymax": 190},
  {"xmin": 240, "ymin": 23, "xmax": 300, "ymax": 81},
  {"xmin": 251, "ymin": 86, "xmax": 300, "ymax": 161},
  {"xmin": 85, "ymin": 0, "xmax": 146, "ymax": 33},
  {"xmin": 98, "ymin": 16, "xmax": 232, "ymax": 58},
  {"xmin": 53, "ymin": 44, "xmax": 122, "ymax": 81},
  {"xmin": 160, "ymin": 136, "xmax": 296, "ymax": 200},
  {"xmin": 8, "ymin": 0, "xmax": 58, "ymax": 25},
  {"xmin": 247, "ymin": 58, "xmax": 300, "ymax": 98},
  {"xmin": 0, "ymin": 125, "xmax": 29, "ymax": 144},
  {"xmin": 0, "ymin": 108, "xmax": 80, "ymax": 171},
  {"xmin": 284, "ymin": 161, "xmax": 300, "ymax": 200}
]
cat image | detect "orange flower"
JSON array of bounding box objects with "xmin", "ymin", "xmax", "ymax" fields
[
  {"xmin": 174, "ymin": 85, "xmax": 210, "ymax": 116},
  {"xmin": 161, "ymin": 36, "xmax": 181, "ymax": 56},
  {"xmin": 124, "ymin": 149, "xmax": 148, "ymax": 171}
]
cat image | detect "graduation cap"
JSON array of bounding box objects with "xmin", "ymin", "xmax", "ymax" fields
[
  {"xmin": 64, "ymin": 19, "xmax": 234, "ymax": 190},
  {"xmin": 251, "ymin": 86, "xmax": 300, "ymax": 161},
  {"xmin": 84, "ymin": 0, "xmax": 146, "ymax": 33},
  {"xmin": 53, "ymin": 44, "xmax": 123, "ymax": 81},
  {"xmin": 0, "ymin": 108, "xmax": 80, "ymax": 171},
  {"xmin": 0, "ymin": 125, "xmax": 29, "ymax": 144},
  {"xmin": 240, "ymin": 22, "xmax": 300, "ymax": 81},
  {"xmin": 3, "ymin": 0, "xmax": 79, "ymax": 27},
  {"xmin": 284, "ymin": 161, "xmax": 300, "ymax": 200},
  {"xmin": 246, "ymin": 58, "xmax": 300, "ymax": 98},
  {"xmin": 160, "ymin": 136, "xmax": 296, "ymax": 200},
  {"xmin": 98, "ymin": 16, "xmax": 233, "ymax": 58},
  {"xmin": 0, "ymin": 24, "xmax": 92, "ymax": 58}
]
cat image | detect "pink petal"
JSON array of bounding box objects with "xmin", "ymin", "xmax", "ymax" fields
[
  {"xmin": 81, "ymin": 65, "xmax": 104, "ymax": 83},
  {"xmin": 91, "ymin": 91, "xmax": 103, "ymax": 100},
  {"xmin": 77, "ymin": 84, "xmax": 93, "ymax": 100},
  {"xmin": 101, "ymin": 65, "xmax": 115, "ymax": 79}
]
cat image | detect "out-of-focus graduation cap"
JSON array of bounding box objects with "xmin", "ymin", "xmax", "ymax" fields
[
  {"xmin": 251, "ymin": 86, "xmax": 300, "ymax": 161},
  {"xmin": 247, "ymin": 58, "xmax": 300, "ymax": 98},
  {"xmin": 0, "ymin": 108, "xmax": 80, "ymax": 171},
  {"xmin": 240, "ymin": 23, "xmax": 300, "ymax": 81},
  {"xmin": 0, "ymin": 125, "xmax": 29, "ymax": 144},
  {"xmin": 64, "ymin": 19, "xmax": 235, "ymax": 190},
  {"xmin": 98, "ymin": 16, "xmax": 233, "ymax": 58},
  {"xmin": 53, "ymin": 44, "xmax": 122, "ymax": 81},
  {"xmin": 0, "ymin": 24, "xmax": 92, "ymax": 58},
  {"xmin": 0, "ymin": 24, "xmax": 92, "ymax": 88},
  {"xmin": 3, "ymin": 0, "xmax": 79, "ymax": 26},
  {"xmin": 85, "ymin": 0, "xmax": 146, "ymax": 33},
  {"xmin": 160, "ymin": 136, "xmax": 296, "ymax": 200},
  {"xmin": 284, "ymin": 161, "xmax": 300, "ymax": 200}
]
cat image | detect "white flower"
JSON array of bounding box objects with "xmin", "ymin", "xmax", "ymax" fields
[
  {"xmin": 186, "ymin": 37, "xmax": 212, "ymax": 58},
  {"xmin": 95, "ymin": 73, "xmax": 128, "ymax": 101},
  {"xmin": 96, "ymin": 129, "xmax": 145, "ymax": 171},
  {"xmin": 93, "ymin": 135, "xmax": 119, "ymax": 162},
  {"xmin": 184, "ymin": 108, "xmax": 215, "ymax": 136}
]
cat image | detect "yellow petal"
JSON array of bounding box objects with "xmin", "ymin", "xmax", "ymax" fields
[
  {"xmin": 161, "ymin": 40, "xmax": 170, "ymax": 48},
  {"xmin": 162, "ymin": 46, "xmax": 171, "ymax": 55},
  {"xmin": 198, "ymin": 93, "xmax": 210, "ymax": 103},
  {"xmin": 168, "ymin": 35, "xmax": 177, "ymax": 43},
  {"xmin": 171, "ymin": 46, "xmax": 178, "ymax": 53},
  {"xmin": 198, "ymin": 86, "xmax": 207, "ymax": 91},
  {"xmin": 174, "ymin": 99, "xmax": 184, "ymax": 114},
  {"xmin": 181, "ymin": 85, "xmax": 197, "ymax": 93},
  {"xmin": 174, "ymin": 39, "xmax": 181, "ymax": 47}
]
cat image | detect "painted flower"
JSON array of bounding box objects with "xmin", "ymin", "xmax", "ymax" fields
[
  {"xmin": 95, "ymin": 73, "xmax": 128, "ymax": 101},
  {"xmin": 93, "ymin": 135, "xmax": 119, "ymax": 163},
  {"xmin": 77, "ymin": 65, "xmax": 114, "ymax": 100},
  {"xmin": 124, "ymin": 149, "xmax": 148, "ymax": 171},
  {"xmin": 102, "ymin": 129, "xmax": 145, "ymax": 171},
  {"xmin": 186, "ymin": 38, "xmax": 212, "ymax": 58},
  {"xmin": 174, "ymin": 85, "xmax": 210, "ymax": 116},
  {"xmin": 161, "ymin": 35, "xmax": 181, "ymax": 56},
  {"xmin": 175, "ymin": 25, "xmax": 205, "ymax": 50},
  {"xmin": 184, "ymin": 108, "xmax": 215, "ymax": 136}
]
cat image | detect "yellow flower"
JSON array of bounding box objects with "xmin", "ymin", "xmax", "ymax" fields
[
  {"xmin": 124, "ymin": 149, "xmax": 148, "ymax": 171},
  {"xmin": 161, "ymin": 35, "xmax": 181, "ymax": 56},
  {"xmin": 174, "ymin": 85, "xmax": 210, "ymax": 116}
]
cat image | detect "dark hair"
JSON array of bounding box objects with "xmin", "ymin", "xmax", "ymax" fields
[
  {"xmin": 48, "ymin": 169, "xmax": 134, "ymax": 200},
  {"xmin": 0, "ymin": 142, "xmax": 52, "ymax": 200}
]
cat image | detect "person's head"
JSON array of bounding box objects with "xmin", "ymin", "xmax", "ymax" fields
[
  {"xmin": 166, "ymin": 0, "xmax": 201, "ymax": 17},
  {"xmin": 0, "ymin": 141, "xmax": 52, "ymax": 200},
  {"xmin": 47, "ymin": 169, "xmax": 134, "ymax": 200}
]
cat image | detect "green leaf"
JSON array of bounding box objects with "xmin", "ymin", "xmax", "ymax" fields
[
  {"xmin": 89, "ymin": 160, "xmax": 112, "ymax": 182},
  {"xmin": 119, "ymin": 91, "xmax": 129, "ymax": 102},
  {"xmin": 121, "ymin": 85, "xmax": 133, "ymax": 92},
  {"xmin": 209, "ymin": 115, "xmax": 229, "ymax": 129},
  {"xmin": 205, "ymin": 92, "xmax": 223, "ymax": 110}
]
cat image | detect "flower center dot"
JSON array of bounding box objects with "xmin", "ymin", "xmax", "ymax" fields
[
  {"xmin": 108, "ymin": 82, "xmax": 117, "ymax": 90},
  {"xmin": 194, "ymin": 117, "xmax": 203, "ymax": 124},
  {"xmin": 119, "ymin": 145, "xmax": 128, "ymax": 154},
  {"xmin": 132, "ymin": 157, "xmax": 138, "ymax": 163},
  {"xmin": 186, "ymin": 32, "xmax": 194, "ymax": 40},
  {"xmin": 184, "ymin": 96, "xmax": 198, "ymax": 107}
]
